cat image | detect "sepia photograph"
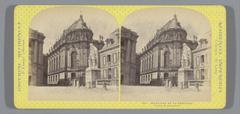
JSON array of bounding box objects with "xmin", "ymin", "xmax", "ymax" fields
[
  {"xmin": 28, "ymin": 6, "xmax": 212, "ymax": 102},
  {"xmin": 13, "ymin": 5, "xmax": 226, "ymax": 109},
  {"xmin": 120, "ymin": 7, "xmax": 211, "ymax": 102},
  {"xmin": 28, "ymin": 7, "xmax": 120, "ymax": 101}
]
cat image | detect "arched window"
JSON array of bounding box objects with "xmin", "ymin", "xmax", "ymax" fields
[
  {"xmin": 164, "ymin": 51, "xmax": 170, "ymax": 67},
  {"xmin": 71, "ymin": 51, "xmax": 77, "ymax": 68}
]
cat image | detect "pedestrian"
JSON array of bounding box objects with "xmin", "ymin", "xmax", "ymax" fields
[
  {"xmin": 196, "ymin": 82, "xmax": 200, "ymax": 92},
  {"xmin": 103, "ymin": 82, "xmax": 108, "ymax": 91},
  {"xmin": 169, "ymin": 81, "xmax": 172, "ymax": 88}
]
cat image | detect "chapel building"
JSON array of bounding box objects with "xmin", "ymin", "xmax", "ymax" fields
[
  {"xmin": 47, "ymin": 15, "xmax": 104, "ymax": 86},
  {"xmin": 139, "ymin": 15, "xmax": 198, "ymax": 86}
]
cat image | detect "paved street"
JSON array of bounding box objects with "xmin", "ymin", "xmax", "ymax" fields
[
  {"xmin": 29, "ymin": 85, "xmax": 210, "ymax": 102},
  {"xmin": 121, "ymin": 85, "xmax": 211, "ymax": 102},
  {"xmin": 28, "ymin": 86, "xmax": 118, "ymax": 101}
]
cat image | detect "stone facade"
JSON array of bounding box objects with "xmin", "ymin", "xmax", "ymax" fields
[
  {"xmin": 192, "ymin": 38, "xmax": 210, "ymax": 83},
  {"xmin": 98, "ymin": 29, "xmax": 120, "ymax": 86},
  {"xmin": 135, "ymin": 54, "xmax": 141, "ymax": 85},
  {"xmin": 46, "ymin": 15, "xmax": 141, "ymax": 86},
  {"xmin": 42, "ymin": 55, "xmax": 48, "ymax": 85},
  {"xmin": 29, "ymin": 29, "xmax": 45, "ymax": 86},
  {"xmin": 47, "ymin": 15, "xmax": 104, "ymax": 86},
  {"xmin": 139, "ymin": 15, "xmax": 198, "ymax": 87},
  {"xmin": 121, "ymin": 27, "xmax": 138, "ymax": 85}
]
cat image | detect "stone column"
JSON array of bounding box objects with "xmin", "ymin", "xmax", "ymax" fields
[
  {"xmin": 56, "ymin": 56, "xmax": 59, "ymax": 71},
  {"xmin": 146, "ymin": 54, "xmax": 149, "ymax": 70},
  {"xmin": 58, "ymin": 52, "xmax": 62, "ymax": 69},
  {"xmin": 50, "ymin": 58, "xmax": 52, "ymax": 73},
  {"xmin": 64, "ymin": 48, "xmax": 68, "ymax": 69},
  {"xmin": 38, "ymin": 42, "xmax": 43, "ymax": 65},
  {"xmin": 38, "ymin": 42, "xmax": 43, "ymax": 85},
  {"xmin": 31, "ymin": 40, "xmax": 38, "ymax": 85},
  {"xmin": 131, "ymin": 41, "xmax": 136, "ymax": 64},
  {"xmin": 140, "ymin": 59, "xmax": 142, "ymax": 73},
  {"xmin": 54, "ymin": 56, "xmax": 56, "ymax": 71},
  {"xmin": 58, "ymin": 55, "xmax": 60, "ymax": 70},
  {"xmin": 150, "ymin": 54, "xmax": 152, "ymax": 69},
  {"xmin": 145, "ymin": 57, "xmax": 147, "ymax": 71},
  {"xmin": 55, "ymin": 56, "xmax": 57, "ymax": 71},
  {"xmin": 47, "ymin": 59, "xmax": 50, "ymax": 74},
  {"xmin": 147, "ymin": 52, "xmax": 150, "ymax": 70},
  {"xmin": 126, "ymin": 40, "xmax": 131, "ymax": 62},
  {"xmin": 125, "ymin": 40, "xmax": 132, "ymax": 84},
  {"xmin": 52, "ymin": 57, "xmax": 54, "ymax": 72},
  {"xmin": 33, "ymin": 41, "xmax": 38, "ymax": 63},
  {"xmin": 64, "ymin": 48, "xmax": 68, "ymax": 79},
  {"xmin": 151, "ymin": 53, "xmax": 153, "ymax": 69},
  {"xmin": 143, "ymin": 57, "xmax": 145, "ymax": 72},
  {"xmin": 130, "ymin": 41, "xmax": 136, "ymax": 84},
  {"xmin": 49, "ymin": 58, "xmax": 50, "ymax": 73},
  {"xmin": 160, "ymin": 50, "xmax": 164, "ymax": 68},
  {"xmin": 148, "ymin": 54, "xmax": 150, "ymax": 70}
]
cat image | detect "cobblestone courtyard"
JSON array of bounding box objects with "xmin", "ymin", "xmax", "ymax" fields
[
  {"xmin": 121, "ymin": 85, "xmax": 211, "ymax": 102},
  {"xmin": 29, "ymin": 85, "xmax": 210, "ymax": 102},
  {"xmin": 28, "ymin": 86, "xmax": 119, "ymax": 101}
]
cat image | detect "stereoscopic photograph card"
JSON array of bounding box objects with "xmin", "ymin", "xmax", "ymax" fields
[{"xmin": 14, "ymin": 5, "xmax": 226, "ymax": 109}]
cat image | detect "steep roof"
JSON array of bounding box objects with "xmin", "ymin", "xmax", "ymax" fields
[
  {"xmin": 141, "ymin": 15, "xmax": 198, "ymax": 53},
  {"xmin": 61, "ymin": 14, "xmax": 93, "ymax": 40},
  {"xmin": 66, "ymin": 15, "xmax": 89, "ymax": 32},
  {"xmin": 48, "ymin": 15, "xmax": 93, "ymax": 54},
  {"xmin": 99, "ymin": 29, "xmax": 120, "ymax": 52},
  {"xmin": 156, "ymin": 14, "xmax": 182, "ymax": 35}
]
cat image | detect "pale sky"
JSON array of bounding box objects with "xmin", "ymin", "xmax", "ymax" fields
[
  {"xmin": 122, "ymin": 7, "xmax": 211, "ymax": 53},
  {"xmin": 30, "ymin": 7, "xmax": 118, "ymax": 54},
  {"xmin": 30, "ymin": 7, "xmax": 211, "ymax": 54}
]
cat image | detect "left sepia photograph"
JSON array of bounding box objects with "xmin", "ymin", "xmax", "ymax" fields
[{"xmin": 28, "ymin": 7, "xmax": 120, "ymax": 101}]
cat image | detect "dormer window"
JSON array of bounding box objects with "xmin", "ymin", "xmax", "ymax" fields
[{"xmin": 105, "ymin": 38, "xmax": 114, "ymax": 46}]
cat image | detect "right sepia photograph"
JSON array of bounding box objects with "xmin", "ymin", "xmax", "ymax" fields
[{"xmin": 121, "ymin": 7, "xmax": 211, "ymax": 102}]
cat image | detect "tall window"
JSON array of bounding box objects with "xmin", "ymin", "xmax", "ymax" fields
[
  {"xmin": 54, "ymin": 58, "xmax": 56, "ymax": 71},
  {"xmin": 115, "ymin": 68, "xmax": 119, "ymax": 79},
  {"xmin": 103, "ymin": 56, "xmax": 106, "ymax": 65},
  {"xmin": 108, "ymin": 68, "xmax": 111, "ymax": 79},
  {"xmin": 56, "ymin": 57, "xmax": 59, "ymax": 70},
  {"xmin": 197, "ymin": 56, "xmax": 200, "ymax": 65},
  {"xmin": 201, "ymin": 55, "xmax": 205, "ymax": 63},
  {"xmin": 196, "ymin": 70, "xmax": 199, "ymax": 80},
  {"xmin": 200, "ymin": 69, "xmax": 205, "ymax": 80},
  {"xmin": 164, "ymin": 51, "xmax": 170, "ymax": 67},
  {"xmin": 59, "ymin": 56, "xmax": 61, "ymax": 68},
  {"xmin": 71, "ymin": 51, "xmax": 77, "ymax": 68},
  {"xmin": 71, "ymin": 73, "xmax": 76, "ymax": 80},
  {"xmin": 164, "ymin": 73, "xmax": 168, "ymax": 80},
  {"xmin": 107, "ymin": 55, "xmax": 111, "ymax": 62},
  {"xmin": 103, "ymin": 70, "xmax": 106, "ymax": 78},
  {"xmin": 150, "ymin": 55, "xmax": 153, "ymax": 69},
  {"xmin": 113, "ymin": 53, "xmax": 117, "ymax": 63}
]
